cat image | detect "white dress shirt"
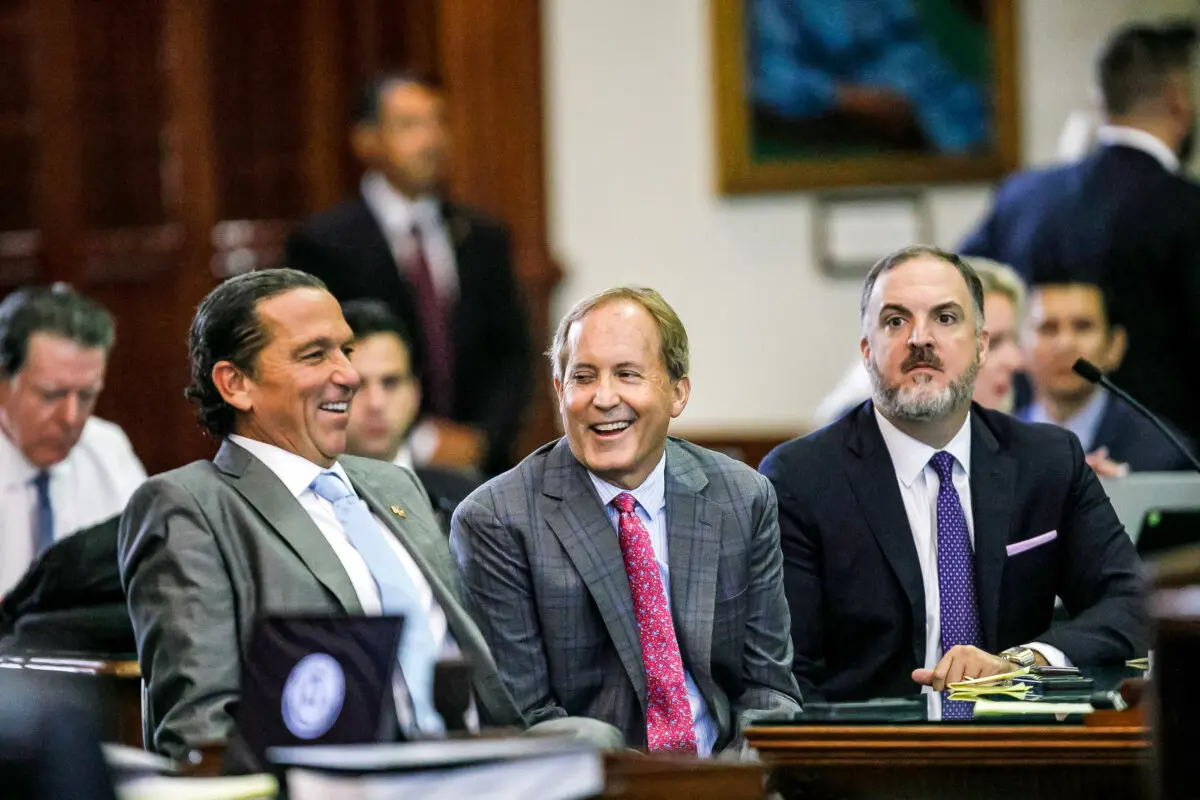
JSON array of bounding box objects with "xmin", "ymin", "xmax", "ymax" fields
[
  {"xmin": 391, "ymin": 443, "xmax": 415, "ymax": 471},
  {"xmin": 1097, "ymin": 125, "xmax": 1180, "ymax": 173},
  {"xmin": 588, "ymin": 453, "xmax": 718, "ymax": 757},
  {"xmin": 227, "ymin": 435, "xmax": 452, "ymax": 653},
  {"xmin": 0, "ymin": 417, "xmax": 146, "ymax": 596},
  {"xmin": 360, "ymin": 171, "xmax": 458, "ymax": 302},
  {"xmin": 872, "ymin": 410, "xmax": 1069, "ymax": 686}
]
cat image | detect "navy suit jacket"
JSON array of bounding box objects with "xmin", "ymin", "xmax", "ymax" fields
[
  {"xmin": 960, "ymin": 144, "xmax": 1200, "ymax": 445},
  {"xmin": 286, "ymin": 196, "xmax": 532, "ymax": 475},
  {"xmin": 1017, "ymin": 394, "xmax": 1197, "ymax": 473},
  {"xmin": 759, "ymin": 402, "xmax": 1147, "ymax": 702}
]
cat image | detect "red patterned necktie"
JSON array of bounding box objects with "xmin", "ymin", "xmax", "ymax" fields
[
  {"xmin": 611, "ymin": 492, "xmax": 697, "ymax": 754},
  {"xmin": 406, "ymin": 224, "xmax": 454, "ymax": 417}
]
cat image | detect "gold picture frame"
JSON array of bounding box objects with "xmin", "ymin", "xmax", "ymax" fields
[{"xmin": 712, "ymin": 0, "xmax": 1021, "ymax": 194}]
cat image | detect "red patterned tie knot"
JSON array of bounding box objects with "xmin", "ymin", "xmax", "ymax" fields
[{"xmin": 613, "ymin": 492, "xmax": 637, "ymax": 515}]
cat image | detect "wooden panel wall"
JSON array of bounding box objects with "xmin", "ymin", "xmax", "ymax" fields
[{"xmin": 0, "ymin": 0, "xmax": 558, "ymax": 474}]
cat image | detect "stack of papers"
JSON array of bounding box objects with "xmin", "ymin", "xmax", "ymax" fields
[
  {"xmin": 946, "ymin": 667, "xmax": 1032, "ymax": 703},
  {"xmin": 115, "ymin": 775, "xmax": 278, "ymax": 800}
]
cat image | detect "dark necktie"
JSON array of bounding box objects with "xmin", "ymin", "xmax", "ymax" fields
[
  {"xmin": 612, "ymin": 492, "xmax": 697, "ymax": 753},
  {"xmin": 31, "ymin": 470, "xmax": 54, "ymax": 557},
  {"xmin": 929, "ymin": 451, "xmax": 981, "ymax": 721},
  {"xmin": 407, "ymin": 225, "xmax": 454, "ymax": 417}
]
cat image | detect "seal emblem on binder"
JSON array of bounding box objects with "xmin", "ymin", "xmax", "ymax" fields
[{"xmin": 281, "ymin": 652, "xmax": 346, "ymax": 740}]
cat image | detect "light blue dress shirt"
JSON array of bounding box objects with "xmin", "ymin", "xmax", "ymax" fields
[
  {"xmin": 587, "ymin": 454, "xmax": 718, "ymax": 757},
  {"xmin": 1021, "ymin": 389, "xmax": 1110, "ymax": 453}
]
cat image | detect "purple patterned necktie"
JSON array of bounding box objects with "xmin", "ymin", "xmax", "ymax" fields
[{"xmin": 929, "ymin": 451, "xmax": 981, "ymax": 721}]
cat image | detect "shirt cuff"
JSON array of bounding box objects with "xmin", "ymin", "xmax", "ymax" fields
[{"xmin": 1024, "ymin": 642, "xmax": 1073, "ymax": 668}]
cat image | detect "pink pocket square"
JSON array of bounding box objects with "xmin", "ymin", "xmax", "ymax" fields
[{"xmin": 1006, "ymin": 530, "xmax": 1057, "ymax": 556}]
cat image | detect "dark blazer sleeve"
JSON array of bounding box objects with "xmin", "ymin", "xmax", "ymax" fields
[
  {"xmin": 731, "ymin": 475, "xmax": 804, "ymax": 726},
  {"xmin": 1033, "ymin": 433, "xmax": 1148, "ymax": 663},
  {"xmin": 757, "ymin": 448, "xmax": 825, "ymax": 701},
  {"xmin": 449, "ymin": 494, "xmax": 568, "ymax": 726},
  {"xmin": 118, "ymin": 477, "xmax": 242, "ymax": 761},
  {"xmin": 470, "ymin": 224, "xmax": 533, "ymax": 474}
]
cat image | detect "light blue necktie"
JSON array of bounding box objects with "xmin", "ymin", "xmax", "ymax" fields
[
  {"xmin": 309, "ymin": 471, "xmax": 444, "ymax": 734},
  {"xmin": 31, "ymin": 471, "xmax": 54, "ymax": 558}
]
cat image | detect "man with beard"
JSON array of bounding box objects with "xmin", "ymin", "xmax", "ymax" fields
[
  {"xmin": 759, "ymin": 246, "xmax": 1145, "ymax": 708},
  {"xmin": 960, "ymin": 20, "xmax": 1200, "ymax": 446}
]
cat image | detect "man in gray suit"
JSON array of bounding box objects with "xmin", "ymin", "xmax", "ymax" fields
[
  {"xmin": 451, "ymin": 287, "xmax": 802, "ymax": 757},
  {"xmin": 119, "ymin": 269, "xmax": 523, "ymax": 769}
]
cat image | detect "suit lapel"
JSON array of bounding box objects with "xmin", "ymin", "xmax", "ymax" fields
[
  {"xmin": 214, "ymin": 441, "xmax": 362, "ymax": 614},
  {"xmin": 846, "ymin": 405, "xmax": 927, "ymax": 666},
  {"xmin": 968, "ymin": 413, "xmax": 1016, "ymax": 652},
  {"xmin": 542, "ymin": 440, "xmax": 647, "ymax": 709},
  {"xmin": 663, "ymin": 441, "xmax": 718, "ymax": 688}
]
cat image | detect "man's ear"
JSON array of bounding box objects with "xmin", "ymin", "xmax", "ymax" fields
[
  {"xmin": 670, "ymin": 376, "xmax": 691, "ymax": 419},
  {"xmin": 977, "ymin": 328, "xmax": 991, "ymax": 369},
  {"xmin": 351, "ymin": 124, "xmax": 379, "ymax": 167},
  {"xmin": 212, "ymin": 361, "xmax": 253, "ymax": 413},
  {"xmin": 1106, "ymin": 325, "xmax": 1129, "ymax": 372}
]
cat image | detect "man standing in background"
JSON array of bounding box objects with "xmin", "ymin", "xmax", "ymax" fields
[
  {"xmin": 0, "ymin": 286, "xmax": 145, "ymax": 596},
  {"xmin": 287, "ymin": 72, "xmax": 532, "ymax": 476},
  {"xmin": 960, "ymin": 21, "xmax": 1200, "ymax": 444}
]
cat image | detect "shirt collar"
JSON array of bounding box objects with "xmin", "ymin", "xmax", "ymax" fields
[
  {"xmin": 1097, "ymin": 125, "xmax": 1180, "ymax": 173},
  {"xmin": 1024, "ymin": 389, "xmax": 1109, "ymax": 453},
  {"xmin": 391, "ymin": 443, "xmax": 415, "ymax": 470},
  {"xmin": 228, "ymin": 434, "xmax": 354, "ymax": 499},
  {"xmin": 873, "ymin": 407, "xmax": 972, "ymax": 488},
  {"xmin": 360, "ymin": 171, "xmax": 441, "ymax": 236},
  {"xmin": 587, "ymin": 451, "xmax": 668, "ymax": 520}
]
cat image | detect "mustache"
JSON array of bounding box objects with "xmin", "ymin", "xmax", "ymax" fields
[{"xmin": 900, "ymin": 347, "xmax": 944, "ymax": 373}]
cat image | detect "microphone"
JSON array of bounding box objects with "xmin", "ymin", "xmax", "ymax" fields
[{"xmin": 1072, "ymin": 358, "xmax": 1200, "ymax": 474}]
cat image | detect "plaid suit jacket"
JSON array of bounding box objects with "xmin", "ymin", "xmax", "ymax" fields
[{"xmin": 450, "ymin": 437, "xmax": 801, "ymax": 752}]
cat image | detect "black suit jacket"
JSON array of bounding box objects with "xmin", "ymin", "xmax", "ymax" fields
[
  {"xmin": 759, "ymin": 402, "xmax": 1147, "ymax": 702},
  {"xmin": 1016, "ymin": 394, "xmax": 1197, "ymax": 473},
  {"xmin": 960, "ymin": 144, "xmax": 1200, "ymax": 444},
  {"xmin": 286, "ymin": 195, "xmax": 533, "ymax": 474}
]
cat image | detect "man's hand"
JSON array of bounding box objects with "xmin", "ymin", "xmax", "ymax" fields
[
  {"xmin": 1085, "ymin": 446, "xmax": 1129, "ymax": 478},
  {"xmin": 427, "ymin": 419, "xmax": 486, "ymax": 469},
  {"xmin": 911, "ymin": 645, "xmax": 1011, "ymax": 692}
]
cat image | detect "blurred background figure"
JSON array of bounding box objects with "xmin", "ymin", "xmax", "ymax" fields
[
  {"xmin": 0, "ymin": 286, "xmax": 145, "ymax": 597},
  {"xmin": 1016, "ymin": 278, "xmax": 1196, "ymax": 475},
  {"xmin": 751, "ymin": 0, "xmax": 990, "ymax": 155},
  {"xmin": 288, "ymin": 72, "xmax": 532, "ymax": 476},
  {"xmin": 960, "ymin": 20, "xmax": 1200, "ymax": 446},
  {"xmin": 341, "ymin": 299, "xmax": 481, "ymax": 533},
  {"xmin": 811, "ymin": 256, "xmax": 1026, "ymax": 425}
]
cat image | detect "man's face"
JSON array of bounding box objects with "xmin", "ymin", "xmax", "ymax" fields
[
  {"xmin": 345, "ymin": 332, "xmax": 420, "ymax": 461},
  {"xmin": 0, "ymin": 333, "xmax": 107, "ymax": 468},
  {"xmin": 360, "ymin": 82, "xmax": 447, "ymax": 197},
  {"xmin": 973, "ymin": 292, "xmax": 1024, "ymax": 412},
  {"xmin": 861, "ymin": 255, "xmax": 987, "ymax": 421},
  {"xmin": 555, "ymin": 300, "xmax": 689, "ymax": 490},
  {"xmin": 1024, "ymin": 284, "xmax": 1125, "ymax": 405},
  {"xmin": 230, "ymin": 288, "xmax": 360, "ymax": 467}
]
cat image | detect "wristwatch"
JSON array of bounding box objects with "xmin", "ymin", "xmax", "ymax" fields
[{"xmin": 999, "ymin": 646, "xmax": 1037, "ymax": 668}]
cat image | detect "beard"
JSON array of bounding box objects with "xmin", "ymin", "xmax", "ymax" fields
[{"xmin": 868, "ymin": 346, "xmax": 979, "ymax": 422}]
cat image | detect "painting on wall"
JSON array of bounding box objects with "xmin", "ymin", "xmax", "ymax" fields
[{"xmin": 712, "ymin": 0, "xmax": 1020, "ymax": 194}]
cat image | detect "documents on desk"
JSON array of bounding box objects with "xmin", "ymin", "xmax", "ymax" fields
[{"xmin": 269, "ymin": 737, "xmax": 604, "ymax": 800}]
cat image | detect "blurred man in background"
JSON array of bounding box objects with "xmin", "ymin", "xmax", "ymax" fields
[
  {"xmin": 0, "ymin": 286, "xmax": 144, "ymax": 596},
  {"xmin": 960, "ymin": 20, "xmax": 1200, "ymax": 445},
  {"xmin": 341, "ymin": 299, "xmax": 481, "ymax": 532},
  {"xmin": 1017, "ymin": 279, "xmax": 1195, "ymax": 474},
  {"xmin": 287, "ymin": 72, "xmax": 532, "ymax": 476}
]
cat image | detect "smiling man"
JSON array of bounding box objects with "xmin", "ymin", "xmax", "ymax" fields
[
  {"xmin": 118, "ymin": 269, "xmax": 523, "ymax": 769},
  {"xmin": 760, "ymin": 246, "xmax": 1145, "ymax": 710},
  {"xmin": 450, "ymin": 286, "xmax": 801, "ymax": 757}
]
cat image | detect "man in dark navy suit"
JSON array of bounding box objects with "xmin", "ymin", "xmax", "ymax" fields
[
  {"xmin": 760, "ymin": 246, "xmax": 1145, "ymax": 704},
  {"xmin": 1017, "ymin": 279, "xmax": 1195, "ymax": 474},
  {"xmin": 287, "ymin": 73, "xmax": 532, "ymax": 476},
  {"xmin": 960, "ymin": 21, "xmax": 1200, "ymax": 445}
]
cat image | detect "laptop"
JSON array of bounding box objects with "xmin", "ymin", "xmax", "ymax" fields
[{"xmin": 233, "ymin": 615, "xmax": 405, "ymax": 770}]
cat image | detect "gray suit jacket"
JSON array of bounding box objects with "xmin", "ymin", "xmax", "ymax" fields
[
  {"xmin": 450, "ymin": 437, "xmax": 802, "ymax": 752},
  {"xmin": 118, "ymin": 440, "xmax": 523, "ymax": 766}
]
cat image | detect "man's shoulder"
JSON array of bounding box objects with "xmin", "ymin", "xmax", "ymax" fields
[
  {"xmin": 974, "ymin": 406, "xmax": 1083, "ymax": 470},
  {"xmin": 443, "ymin": 201, "xmax": 509, "ymax": 237},
  {"xmin": 667, "ymin": 437, "xmax": 769, "ymax": 496},
  {"xmin": 290, "ymin": 195, "xmax": 376, "ymax": 242},
  {"xmin": 761, "ymin": 407, "xmax": 860, "ymax": 472},
  {"xmin": 78, "ymin": 416, "xmax": 136, "ymax": 453}
]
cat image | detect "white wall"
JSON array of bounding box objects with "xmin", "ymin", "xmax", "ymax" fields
[{"xmin": 543, "ymin": 0, "xmax": 1195, "ymax": 433}]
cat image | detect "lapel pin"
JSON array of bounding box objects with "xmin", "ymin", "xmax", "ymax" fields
[{"xmin": 390, "ymin": 505, "xmax": 407, "ymax": 519}]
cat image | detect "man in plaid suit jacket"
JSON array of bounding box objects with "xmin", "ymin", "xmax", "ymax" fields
[{"xmin": 450, "ymin": 287, "xmax": 801, "ymax": 756}]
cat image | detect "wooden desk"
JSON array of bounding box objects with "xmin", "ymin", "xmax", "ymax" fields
[
  {"xmin": 0, "ymin": 655, "xmax": 142, "ymax": 748},
  {"xmin": 604, "ymin": 752, "xmax": 766, "ymax": 799},
  {"xmin": 747, "ymin": 720, "xmax": 1149, "ymax": 799}
]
